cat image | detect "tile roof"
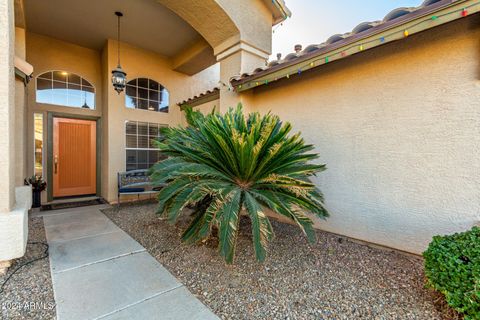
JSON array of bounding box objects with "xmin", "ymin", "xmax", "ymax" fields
[
  {"xmin": 267, "ymin": 0, "xmax": 292, "ymax": 25},
  {"xmin": 177, "ymin": 87, "xmax": 220, "ymax": 108},
  {"xmin": 230, "ymin": 0, "xmax": 474, "ymax": 88}
]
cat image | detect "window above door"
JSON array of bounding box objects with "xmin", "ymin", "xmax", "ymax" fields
[
  {"xmin": 125, "ymin": 78, "xmax": 169, "ymax": 113},
  {"xmin": 36, "ymin": 71, "xmax": 95, "ymax": 109}
]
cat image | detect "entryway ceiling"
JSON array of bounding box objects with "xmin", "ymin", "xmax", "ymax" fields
[{"xmin": 24, "ymin": 0, "xmax": 205, "ymax": 58}]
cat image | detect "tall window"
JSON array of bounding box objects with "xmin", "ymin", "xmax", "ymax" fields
[
  {"xmin": 36, "ymin": 71, "xmax": 95, "ymax": 109},
  {"xmin": 125, "ymin": 78, "xmax": 169, "ymax": 113},
  {"xmin": 125, "ymin": 121, "xmax": 167, "ymax": 171},
  {"xmin": 34, "ymin": 113, "xmax": 43, "ymax": 176}
]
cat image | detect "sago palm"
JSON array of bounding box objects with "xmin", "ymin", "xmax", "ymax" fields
[{"xmin": 149, "ymin": 104, "xmax": 328, "ymax": 263}]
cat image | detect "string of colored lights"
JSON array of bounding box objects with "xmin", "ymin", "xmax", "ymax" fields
[
  {"xmin": 272, "ymin": 22, "xmax": 284, "ymax": 34},
  {"xmin": 233, "ymin": 2, "xmax": 479, "ymax": 91}
]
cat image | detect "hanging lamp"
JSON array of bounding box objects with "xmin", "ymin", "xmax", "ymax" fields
[{"xmin": 111, "ymin": 11, "xmax": 127, "ymax": 94}]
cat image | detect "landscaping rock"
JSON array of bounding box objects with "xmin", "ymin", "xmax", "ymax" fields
[
  {"xmin": 0, "ymin": 217, "xmax": 55, "ymax": 320},
  {"xmin": 103, "ymin": 202, "xmax": 451, "ymax": 320}
]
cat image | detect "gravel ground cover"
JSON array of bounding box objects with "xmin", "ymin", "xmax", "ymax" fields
[
  {"xmin": 103, "ymin": 201, "xmax": 455, "ymax": 320},
  {"xmin": 0, "ymin": 217, "xmax": 55, "ymax": 320}
]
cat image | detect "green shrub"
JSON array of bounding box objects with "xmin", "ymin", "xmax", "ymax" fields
[
  {"xmin": 150, "ymin": 105, "xmax": 329, "ymax": 263},
  {"xmin": 423, "ymin": 226, "xmax": 480, "ymax": 319}
]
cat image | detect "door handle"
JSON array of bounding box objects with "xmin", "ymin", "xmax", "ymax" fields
[{"xmin": 54, "ymin": 155, "xmax": 58, "ymax": 174}]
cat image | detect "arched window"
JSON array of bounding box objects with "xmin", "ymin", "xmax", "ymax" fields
[
  {"xmin": 36, "ymin": 71, "xmax": 95, "ymax": 109},
  {"xmin": 125, "ymin": 78, "xmax": 169, "ymax": 113}
]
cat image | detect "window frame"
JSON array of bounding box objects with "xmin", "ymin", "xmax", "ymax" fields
[
  {"xmin": 35, "ymin": 70, "xmax": 96, "ymax": 109},
  {"xmin": 124, "ymin": 120, "xmax": 167, "ymax": 171},
  {"xmin": 33, "ymin": 112, "xmax": 44, "ymax": 177},
  {"xmin": 125, "ymin": 77, "xmax": 169, "ymax": 113}
]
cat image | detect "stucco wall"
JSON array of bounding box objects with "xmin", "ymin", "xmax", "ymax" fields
[
  {"xmin": 25, "ymin": 32, "xmax": 104, "ymax": 202},
  {"xmin": 0, "ymin": 0, "xmax": 30, "ymax": 264},
  {"xmin": 216, "ymin": 0, "xmax": 273, "ymax": 54},
  {"xmin": 241, "ymin": 16, "xmax": 480, "ymax": 254},
  {"xmin": 219, "ymin": 50, "xmax": 267, "ymax": 112},
  {"xmin": 195, "ymin": 99, "xmax": 219, "ymax": 115},
  {"xmin": 24, "ymin": 33, "xmax": 219, "ymax": 202},
  {"xmin": 0, "ymin": 0, "xmax": 15, "ymax": 212},
  {"xmin": 180, "ymin": 98, "xmax": 220, "ymax": 126},
  {"xmin": 103, "ymin": 39, "xmax": 219, "ymax": 202},
  {"xmin": 26, "ymin": 32, "xmax": 103, "ymax": 118},
  {"xmin": 14, "ymin": 27, "xmax": 27, "ymax": 186}
]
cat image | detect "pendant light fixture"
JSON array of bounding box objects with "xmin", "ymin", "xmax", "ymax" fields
[
  {"xmin": 111, "ymin": 11, "xmax": 127, "ymax": 94},
  {"xmin": 81, "ymin": 91, "xmax": 89, "ymax": 109}
]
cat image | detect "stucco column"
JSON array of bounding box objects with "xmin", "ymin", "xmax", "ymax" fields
[
  {"xmin": 0, "ymin": 0, "xmax": 16, "ymax": 212},
  {"xmin": 216, "ymin": 42, "xmax": 268, "ymax": 112},
  {"xmin": 14, "ymin": 27, "xmax": 27, "ymax": 186}
]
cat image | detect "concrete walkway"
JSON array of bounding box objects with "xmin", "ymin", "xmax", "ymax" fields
[{"xmin": 41, "ymin": 205, "xmax": 218, "ymax": 320}]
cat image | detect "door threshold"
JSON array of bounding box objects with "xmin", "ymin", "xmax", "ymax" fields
[
  {"xmin": 41, "ymin": 196, "xmax": 107, "ymax": 212},
  {"xmin": 46, "ymin": 195, "xmax": 100, "ymax": 205}
]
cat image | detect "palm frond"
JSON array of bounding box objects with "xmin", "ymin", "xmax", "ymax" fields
[
  {"xmin": 149, "ymin": 104, "xmax": 329, "ymax": 263},
  {"xmin": 217, "ymin": 189, "xmax": 242, "ymax": 263},
  {"xmin": 244, "ymin": 191, "xmax": 273, "ymax": 262}
]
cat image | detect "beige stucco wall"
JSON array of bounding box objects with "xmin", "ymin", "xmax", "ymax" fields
[
  {"xmin": 240, "ymin": 16, "xmax": 480, "ymax": 254},
  {"xmin": 14, "ymin": 26, "xmax": 24, "ymax": 58},
  {"xmin": 14, "ymin": 27, "xmax": 27, "ymax": 186},
  {"xmin": 219, "ymin": 49, "xmax": 267, "ymax": 112},
  {"xmin": 194, "ymin": 99, "xmax": 219, "ymax": 115},
  {"xmin": 158, "ymin": 0, "xmax": 273, "ymax": 55},
  {"xmin": 24, "ymin": 33, "xmax": 219, "ymax": 203},
  {"xmin": 20, "ymin": 0, "xmax": 275, "ymax": 205},
  {"xmin": 0, "ymin": 0, "xmax": 31, "ymax": 263},
  {"xmin": 161, "ymin": 0, "xmax": 273, "ymax": 114},
  {"xmin": 26, "ymin": 32, "xmax": 103, "ymax": 118},
  {"xmin": 101, "ymin": 42, "xmax": 110, "ymax": 203},
  {"xmin": 0, "ymin": 0, "xmax": 16, "ymax": 212},
  {"xmin": 103, "ymin": 39, "xmax": 219, "ymax": 202},
  {"xmin": 25, "ymin": 32, "xmax": 103, "ymax": 202},
  {"xmin": 215, "ymin": 0, "xmax": 273, "ymax": 55},
  {"xmin": 180, "ymin": 98, "xmax": 220, "ymax": 126}
]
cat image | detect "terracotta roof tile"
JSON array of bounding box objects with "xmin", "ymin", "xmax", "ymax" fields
[
  {"xmin": 177, "ymin": 87, "xmax": 220, "ymax": 107},
  {"xmin": 230, "ymin": 0, "xmax": 458, "ymax": 85}
]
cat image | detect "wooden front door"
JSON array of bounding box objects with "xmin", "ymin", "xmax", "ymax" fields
[{"xmin": 53, "ymin": 118, "xmax": 96, "ymax": 197}]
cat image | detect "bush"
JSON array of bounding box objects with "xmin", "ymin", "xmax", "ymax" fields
[
  {"xmin": 423, "ymin": 226, "xmax": 480, "ymax": 319},
  {"xmin": 150, "ymin": 105, "xmax": 329, "ymax": 263}
]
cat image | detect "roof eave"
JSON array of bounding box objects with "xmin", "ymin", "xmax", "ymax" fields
[
  {"xmin": 232, "ymin": 0, "xmax": 478, "ymax": 91},
  {"xmin": 265, "ymin": 0, "xmax": 292, "ymax": 25}
]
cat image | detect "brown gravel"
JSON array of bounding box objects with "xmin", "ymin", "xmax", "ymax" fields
[
  {"xmin": 0, "ymin": 217, "xmax": 55, "ymax": 320},
  {"xmin": 103, "ymin": 201, "xmax": 455, "ymax": 320}
]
